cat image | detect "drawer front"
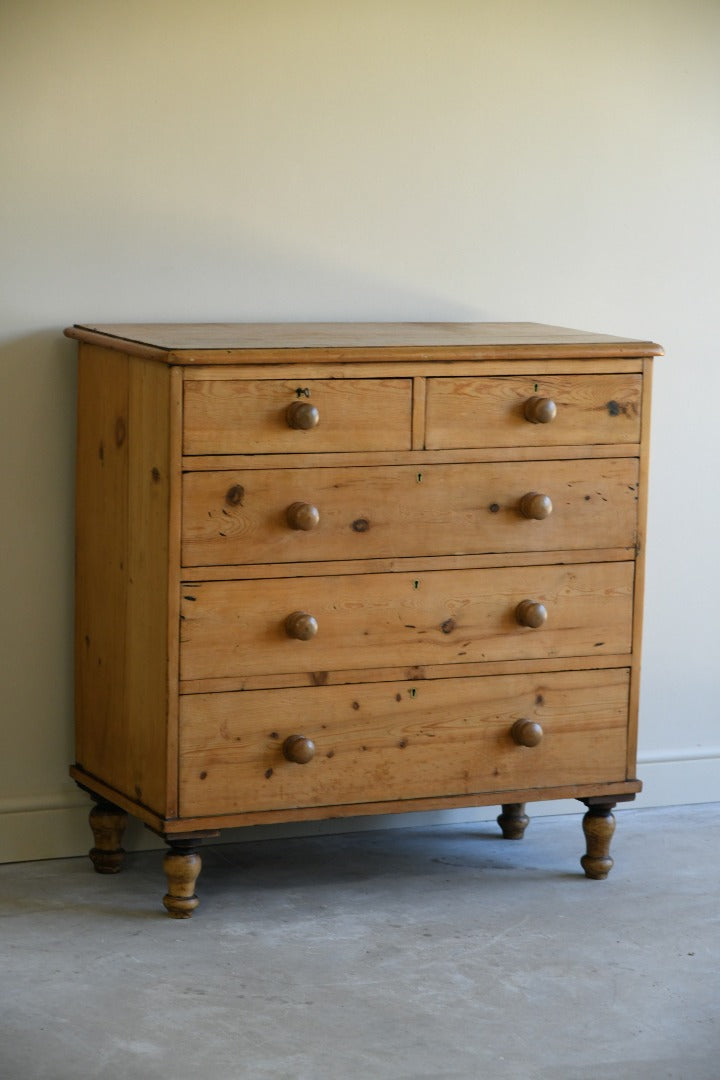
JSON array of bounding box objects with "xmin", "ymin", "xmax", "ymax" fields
[
  {"xmin": 178, "ymin": 668, "xmax": 630, "ymax": 816},
  {"xmin": 425, "ymin": 374, "xmax": 642, "ymax": 449},
  {"xmin": 180, "ymin": 562, "xmax": 634, "ymax": 682},
  {"xmin": 183, "ymin": 378, "xmax": 412, "ymax": 454},
  {"xmin": 182, "ymin": 458, "xmax": 638, "ymax": 566}
]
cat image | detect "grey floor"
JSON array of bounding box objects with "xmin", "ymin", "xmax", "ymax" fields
[{"xmin": 1, "ymin": 804, "xmax": 719, "ymax": 1080}]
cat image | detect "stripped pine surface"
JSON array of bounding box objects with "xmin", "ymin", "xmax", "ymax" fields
[
  {"xmin": 182, "ymin": 457, "xmax": 639, "ymax": 567},
  {"xmin": 179, "ymin": 562, "xmax": 634, "ymax": 684},
  {"xmin": 178, "ymin": 668, "xmax": 631, "ymax": 816}
]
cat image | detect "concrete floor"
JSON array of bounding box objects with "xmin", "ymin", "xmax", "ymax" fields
[{"xmin": 1, "ymin": 804, "xmax": 718, "ymax": 1080}]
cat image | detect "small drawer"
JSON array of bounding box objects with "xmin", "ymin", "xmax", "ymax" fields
[
  {"xmin": 425, "ymin": 374, "xmax": 642, "ymax": 449},
  {"xmin": 178, "ymin": 668, "xmax": 630, "ymax": 816},
  {"xmin": 182, "ymin": 457, "xmax": 639, "ymax": 566},
  {"xmin": 179, "ymin": 562, "xmax": 634, "ymax": 683},
  {"xmin": 183, "ymin": 377, "xmax": 412, "ymax": 454}
]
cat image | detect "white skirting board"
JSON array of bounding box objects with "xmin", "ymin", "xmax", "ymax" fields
[{"xmin": 1, "ymin": 753, "xmax": 718, "ymax": 864}]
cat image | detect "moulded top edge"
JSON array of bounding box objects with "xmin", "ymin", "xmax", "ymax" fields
[{"xmin": 64, "ymin": 322, "xmax": 663, "ymax": 364}]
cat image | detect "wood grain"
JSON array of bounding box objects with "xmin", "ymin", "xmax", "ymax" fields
[
  {"xmin": 183, "ymin": 377, "xmax": 412, "ymax": 454},
  {"xmin": 69, "ymin": 761, "xmax": 640, "ymax": 835},
  {"xmin": 178, "ymin": 668, "xmax": 630, "ymax": 816},
  {"xmin": 65, "ymin": 321, "xmax": 663, "ymax": 363},
  {"xmin": 182, "ymin": 444, "xmax": 641, "ymax": 472},
  {"xmin": 75, "ymin": 345, "xmax": 129, "ymax": 793},
  {"xmin": 164, "ymin": 366, "xmax": 184, "ymax": 817},
  {"xmin": 411, "ymin": 376, "xmax": 427, "ymax": 450},
  {"xmin": 74, "ymin": 347, "xmax": 175, "ymax": 815},
  {"xmin": 179, "ymin": 562, "xmax": 634, "ymax": 683},
  {"xmin": 181, "ymin": 359, "xmax": 647, "ymax": 380},
  {"xmin": 426, "ymin": 374, "xmax": 642, "ymax": 448},
  {"xmin": 626, "ymin": 358, "xmax": 654, "ymax": 773},
  {"xmin": 178, "ymin": 655, "xmax": 634, "ymax": 696},
  {"xmin": 181, "ymin": 457, "xmax": 639, "ymax": 567},
  {"xmin": 179, "ymin": 549, "xmax": 636, "ymax": 585}
]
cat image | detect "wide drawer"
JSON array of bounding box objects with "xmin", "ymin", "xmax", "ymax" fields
[
  {"xmin": 178, "ymin": 668, "xmax": 630, "ymax": 816},
  {"xmin": 182, "ymin": 457, "xmax": 639, "ymax": 566},
  {"xmin": 425, "ymin": 374, "xmax": 642, "ymax": 449},
  {"xmin": 183, "ymin": 377, "xmax": 412, "ymax": 454},
  {"xmin": 180, "ymin": 562, "xmax": 634, "ymax": 683}
]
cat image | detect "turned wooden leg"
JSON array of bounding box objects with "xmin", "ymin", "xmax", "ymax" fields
[
  {"xmin": 88, "ymin": 800, "xmax": 128, "ymax": 874},
  {"xmin": 497, "ymin": 802, "xmax": 529, "ymax": 839},
  {"xmin": 580, "ymin": 800, "xmax": 617, "ymax": 879},
  {"xmin": 162, "ymin": 840, "xmax": 202, "ymax": 919}
]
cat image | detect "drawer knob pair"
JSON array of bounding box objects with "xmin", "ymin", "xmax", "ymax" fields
[
  {"xmin": 523, "ymin": 395, "xmax": 557, "ymax": 424},
  {"xmin": 290, "ymin": 393, "xmax": 555, "ymax": 429},
  {"xmin": 286, "ymin": 604, "xmax": 546, "ymax": 636},
  {"xmin": 286, "ymin": 401, "xmax": 320, "ymax": 430},
  {"xmin": 510, "ymin": 718, "xmax": 544, "ymax": 747},
  {"xmin": 285, "ymin": 723, "xmax": 543, "ymax": 761},
  {"xmin": 282, "ymin": 734, "xmax": 316, "ymax": 764},
  {"xmin": 515, "ymin": 599, "xmax": 548, "ymax": 628},
  {"xmin": 289, "ymin": 495, "xmax": 550, "ymax": 528},
  {"xmin": 285, "ymin": 611, "xmax": 318, "ymax": 640}
]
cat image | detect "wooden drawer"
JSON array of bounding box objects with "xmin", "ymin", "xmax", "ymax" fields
[
  {"xmin": 425, "ymin": 374, "xmax": 641, "ymax": 449},
  {"xmin": 180, "ymin": 562, "xmax": 634, "ymax": 683},
  {"xmin": 178, "ymin": 668, "xmax": 630, "ymax": 816},
  {"xmin": 182, "ymin": 457, "xmax": 639, "ymax": 566},
  {"xmin": 183, "ymin": 377, "xmax": 412, "ymax": 454}
]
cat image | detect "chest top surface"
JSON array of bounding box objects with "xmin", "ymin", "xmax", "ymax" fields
[{"xmin": 65, "ymin": 321, "xmax": 662, "ymax": 364}]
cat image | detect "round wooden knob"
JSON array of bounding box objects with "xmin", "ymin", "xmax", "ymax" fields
[
  {"xmin": 523, "ymin": 396, "xmax": 557, "ymax": 424},
  {"xmin": 515, "ymin": 599, "xmax": 548, "ymax": 628},
  {"xmin": 510, "ymin": 718, "xmax": 543, "ymax": 747},
  {"xmin": 286, "ymin": 502, "xmax": 320, "ymax": 531},
  {"xmin": 282, "ymin": 734, "xmax": 316, "ymax": 763},
  {"xmin": 286, "ymin": 401, "xmax": 320, "ymax": 430},
  {"xmin": 284, "ymin": 611, "xmax": 318, "ymax": 640},
  {"xmin": 519, "ymin": 492, "xmax": 553, "ymax": 520}
]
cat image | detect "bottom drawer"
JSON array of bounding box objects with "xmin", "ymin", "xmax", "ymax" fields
[{"xmin": 179, "ymin": 668, "xmax": 630, "ymax": 817}]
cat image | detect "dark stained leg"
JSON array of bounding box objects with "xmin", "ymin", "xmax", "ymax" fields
[
  {"xmin": 497, "ymin": 802, "xmax": 529, "ymax": 840},
  {"xmin": 88, "ymin": 799, "xmax": 128, "ymax": 874}
]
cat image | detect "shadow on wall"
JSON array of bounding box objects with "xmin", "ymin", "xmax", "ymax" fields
[
  {"xmin": 0, "ymin": 331, "xmax": 78, "ymax": 792},
  {"xmin": 13, "ymin": 203, "xmax": 487, "ymax": 326},
  {"xmin": 161, "ymin": 224, "xmax": 485, "ymax": 323}
]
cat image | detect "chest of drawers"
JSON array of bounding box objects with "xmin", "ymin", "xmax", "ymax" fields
[{"xmin": 67, "ymin": 322, "xmax": 661, "ymax": 918}]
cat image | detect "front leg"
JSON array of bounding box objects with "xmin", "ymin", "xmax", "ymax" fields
[
  {"xmin": 88, "ymin": 799, "xmax": 128, "ymax": 874},
  {"xmin": 579, "ymin": 800, "xmax": 616, "ymax": 879},
  {"xmin": 162, "ymin": 840, "xmax": 203, "ymax": 919}
]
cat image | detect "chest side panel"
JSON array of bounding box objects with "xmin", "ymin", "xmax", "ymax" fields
[{"xmin": 74, "ymin": 347, "xmax": 176, "ymax": 814}]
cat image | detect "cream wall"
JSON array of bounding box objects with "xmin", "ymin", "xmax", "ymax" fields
[{"xmin": 1, "ymin": 0, "xmax": 718, "ymax": 861}]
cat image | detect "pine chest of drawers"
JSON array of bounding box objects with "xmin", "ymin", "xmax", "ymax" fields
[{"xmin": 67, "ymin": 322, "xmax": 661, "ymax": 917}]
